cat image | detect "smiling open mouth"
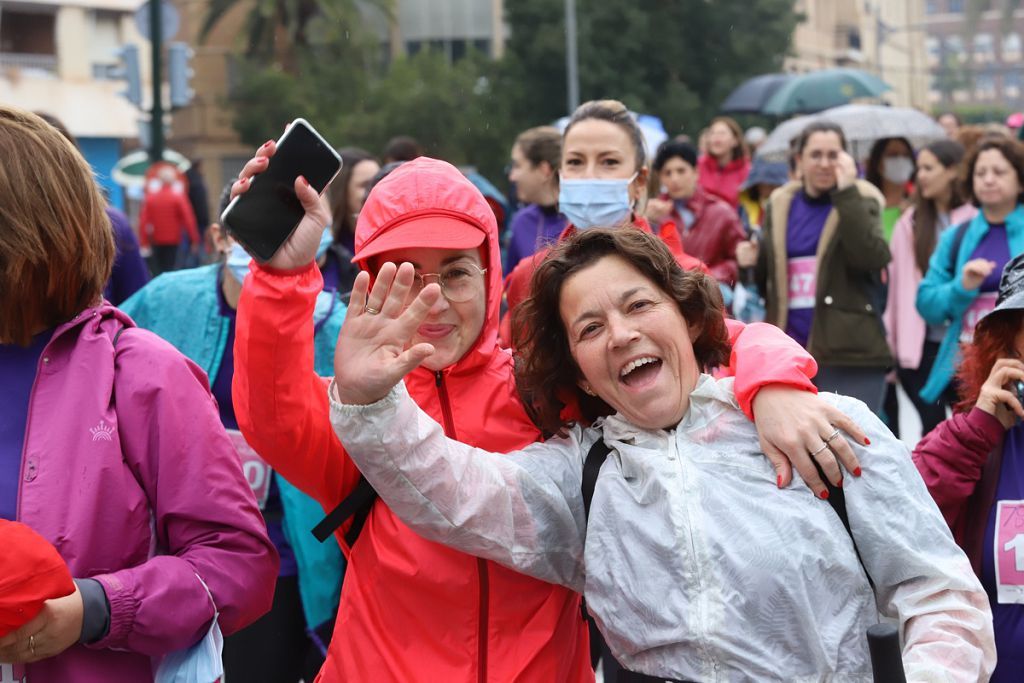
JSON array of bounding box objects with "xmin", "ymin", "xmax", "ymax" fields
[{"xmin": 619, "ymin": 356, "xmax": 663, "ymax": 387}]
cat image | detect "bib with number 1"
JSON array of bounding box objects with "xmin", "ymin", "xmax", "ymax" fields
[
  {"xmin": 0, "ymin": 662, "xmax": 26, "ymax": 683},
  {"xmin": 995, "ymin": 500, "xmax": 1024, "ymax": 604}
]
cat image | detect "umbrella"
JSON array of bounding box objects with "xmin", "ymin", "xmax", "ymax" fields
[
  {"xmin": 757, "ymin": 104, "xmax": 947, "ymax": 162},
  {"xmin": 761, "ymin": 68, "xmax": 892, "ymax": 116},
  {"xmin": 111, "ymin": 149, "xmax": 191, "ymax": 188},
  {"xmin": 0, "ymin": 521, "xmax": 75, "ymax": 638},
  {"xmin": 720, "ymin": 73, "xmax": 795, "ymax": 114}
]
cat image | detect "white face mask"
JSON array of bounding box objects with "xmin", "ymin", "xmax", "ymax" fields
[{"xmin": 882, "ymin": 156, "xmax": 914, "ymax": 184}]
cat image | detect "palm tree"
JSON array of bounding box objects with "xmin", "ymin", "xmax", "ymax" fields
[{"xmin": 200, "ymin": 0, "xmax": 392, "ymax": 71}]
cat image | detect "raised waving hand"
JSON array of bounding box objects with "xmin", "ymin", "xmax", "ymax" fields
[{"xmin": 334, "ymin": 263, "xmax": 441, "ymax": 405}]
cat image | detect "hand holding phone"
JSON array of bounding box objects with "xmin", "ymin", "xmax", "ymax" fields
[{"xmin": 223, "ymin": 119, "xmax": 341, "ymax": 266}]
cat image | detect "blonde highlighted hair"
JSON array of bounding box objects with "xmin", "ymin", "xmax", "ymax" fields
[{"xmin": 0, "ymin": 105, "xmax": 114, "ymax": 345}]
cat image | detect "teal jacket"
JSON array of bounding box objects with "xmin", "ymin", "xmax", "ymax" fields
[
  {"xmin": 120, "ymin": 263, "xmax": 346, "ymax": 630},
  {"xmin": 916, "ymin": 205, "xmax": 1024, "ymax": 402}
]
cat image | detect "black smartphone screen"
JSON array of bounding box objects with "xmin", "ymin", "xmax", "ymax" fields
[{"xmin": 222, "ymin": 121, "xmax": 341, "ymax": 262}]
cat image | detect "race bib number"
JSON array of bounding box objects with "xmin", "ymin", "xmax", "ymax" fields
[
  {"xmin": 226, "ymin": 429, "xmax": 272, "ymax": 510},
  {"xmin": 960, "ymin": 292, "xmax": 998, "ymax": 343},
  {"xmin": 995, "ymin": 500, "xmax": 1024, "ymax": 604},
  {"xmin": 0, "ymin": 663, "xmax": 26, "ymax": 683},
  {"xmin": 787, "ymin": 256, "xmax": 817, "ymax": 310}
]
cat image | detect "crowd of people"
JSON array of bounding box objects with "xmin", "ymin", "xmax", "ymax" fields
[{"xmin": 1, "ymin": 96, "xmax": 1023, "ymax": 682}]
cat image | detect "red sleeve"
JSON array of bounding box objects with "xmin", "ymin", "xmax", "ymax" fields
[
  {"xmin": 177, "ymin": 194, "xmax": 201, "ymax": 244},
  {"xmin": 232, "ymin": 261, "xmax": 362, "ymax": 547},
  {"xmin": 137, "ymin": 202, "xmax": 151, "ymax": 248},
  {"xmin": 723, "ymin": 320, "xmax": 818, "ymax": 419},
  {"xmin": 912, "ymin": 407, "xmax": 1003, "ymax": 528}
]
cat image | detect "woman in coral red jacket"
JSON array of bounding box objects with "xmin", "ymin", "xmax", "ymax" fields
[{"xmin": 231, "ymin": 141, "xmax": 865, "ymax": 682}]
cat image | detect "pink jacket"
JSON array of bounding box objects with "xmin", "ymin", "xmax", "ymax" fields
[
  {"xmin": 18, "ymin": 303, "xmax": 277, "ymax": 682},
  {"xmin": 883, "ymin": 204, "xmax": 977, "ymax": 369}
]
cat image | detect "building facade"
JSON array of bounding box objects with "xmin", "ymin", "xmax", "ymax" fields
[
  {"xmin": 925, "ymin": 0, "xmax": 1024, "ymax": 110},
  {"xmin": 0, "ymin": 0, "xmax": 152, "ymax": 208}
]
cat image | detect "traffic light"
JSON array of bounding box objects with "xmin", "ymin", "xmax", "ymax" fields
[
  {"xmin": 167, "ymin": 42, "xmax": 195, "ymax": 108},
  {"xmin": 112, "ymin": 44, "xmax": 143, "ymax": 107}
]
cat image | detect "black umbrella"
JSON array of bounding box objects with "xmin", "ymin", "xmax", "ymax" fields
[{"xmin": 719, "ymin": 73, "xmax": 794, "ymax": 114}]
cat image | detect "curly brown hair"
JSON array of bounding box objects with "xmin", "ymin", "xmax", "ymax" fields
[
  {"xmin": 961, "ymin": 134, "xmax": 1024, "ymax": 207},
  {"xmin": 512, "ymin": 228, "xmax": 730, "ymax": 435}
]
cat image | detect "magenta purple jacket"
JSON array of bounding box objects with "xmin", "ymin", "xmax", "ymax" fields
[
  {"xmin": 912, "ymin": 406, "xmax": 1005, "ymax": 575},
  {"xmin": 18, "ymin": 303, "xmax": 278, "ymax": 682}
]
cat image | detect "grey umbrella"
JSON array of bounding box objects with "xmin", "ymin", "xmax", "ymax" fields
[
  {"xmin": 720, "ymin": 73, "xmax": 795, "ymax": 114},
  {"xmin": 756, "ymin": 104, "xmax": 947, "ymax": 162}
]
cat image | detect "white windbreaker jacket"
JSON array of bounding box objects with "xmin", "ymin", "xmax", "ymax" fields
[{"xmin": 330, "ymin": 375, "xmax": 995, "ymax": 682}]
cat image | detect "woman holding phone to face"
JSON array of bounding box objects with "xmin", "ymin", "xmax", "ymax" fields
[{"xmin": 229, "ymin": 122, "xmax": 866, "ymax": 682}]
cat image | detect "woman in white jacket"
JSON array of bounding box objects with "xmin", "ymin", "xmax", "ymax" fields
[{"xmin": 329, "ymin": 228, "xmax": 995, "ymax": 682}]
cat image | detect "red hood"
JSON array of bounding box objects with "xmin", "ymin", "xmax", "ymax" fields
[{"xmin": 354, "ymin": 158, "xmax": 502, "ymax": 375}]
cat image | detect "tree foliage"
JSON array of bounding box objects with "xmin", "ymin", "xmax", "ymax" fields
[{"xmin": 222, "ymin": 0, "xmax": 798, "ymax": 180}]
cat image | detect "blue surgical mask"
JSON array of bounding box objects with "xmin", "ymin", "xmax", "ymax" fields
[
  {"xmin": 155, "ymin": 575, "xmax": 224, "ymax": 683},
  {"xmin": 226, "ymin": 242, "xmax": 252, "ymax": 284},
  {"xmin": 558, "ymin": 174, "xmax": 638, "ymax": 229},
  {"xmin": 316, "ymin": 227, "xmax": 333, "ymax": 260}
]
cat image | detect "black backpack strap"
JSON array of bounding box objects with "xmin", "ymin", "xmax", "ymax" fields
[
  {"xmin": 946, "ymin": 220, "xmax": 971, "ymax": 276},
  {"xmin": 581, "ymin": 438, "xmax": 612, "ymax": 523},
  {"xmin": 311, "ymin": 476, "xmax": 378, "ymax": 545},
  {"xmin": 814, "ymin": 461, "xmax": 874, "ymax": 591}
]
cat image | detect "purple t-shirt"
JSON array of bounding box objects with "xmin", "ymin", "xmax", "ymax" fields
[
  {"xmin": 982, "ymin": 422, "xmax": 1024, "ymax": 682},
  {"xmin": 0, "ymin": 330, "xmax": 52, "ymax": 520},
  {"xmin": 211, "ymin": 277, "xmax": 297, "ymax": 577},
  {"xmin": 960, "ymin": 223, "xmax": 1011, "ymax": 343},
  {"xmin": 784, "ymin": 191, "xmax": 833, "ymax": 348},
  {"xmin": 103, "ymin": 206, "xmax": 150, "ymax": 305},
  {"xmin": 504, "ymin": 204, "xmax": 567, "ymax": 274}
]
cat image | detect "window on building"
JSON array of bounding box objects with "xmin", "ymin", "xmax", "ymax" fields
[
  {"xmin": 948, "ymin": 0, "xmax": 965, "ymax": 12},
  {"xmin": 927, "ymin": 36, "xmax": 941, "ymax": 65},
  {"xmin": 0, "ymin": 8, "xmax": 56, "ymax": 55},
  {"xmin": 90, "ymin": 11, "xmax": 123, "ymax": 80},
  {"xmin": 1004, "ymin": 32, "xmax": 1022, "ymax": 62},
  {"xmin": 975, "ymin": 72, "xmax": 996, "ymax": 99},
  {"xmin": 925, "ymin": 0, "xmax": 941, "ymax": 13},
  {"xmin": 974, "ymin": 33, "xmax": 995, "ymax": 63},
  {"xmin": 945, "ymin": 35, "xmax": 965, "ymax": 61},
  {"xmin": 1006, "ymin": 72, "xmax": 1023, "ymax": 99}
]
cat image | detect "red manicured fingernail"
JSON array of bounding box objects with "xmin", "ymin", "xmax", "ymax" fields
[
  {"xmin": 837, "ymin": 477, "xmax": 844, "ymax": 488},
  {"xmin": 853, "ymin": 467, "xmax": 862, "ymax": 477},
  {"xmin": 260, "ymin": 139, "xmax": 273, "ymax": 149},
  {"xmin": 777, "ymin": 475, "xmax": 783, "ymax": 488},
  {"xmin": 818, "ymin": 489, "xmax": 829, "ymax": 500},
  {"xmin": 864, "ymin": 437, "xmax": 871, "ymax": 445}
]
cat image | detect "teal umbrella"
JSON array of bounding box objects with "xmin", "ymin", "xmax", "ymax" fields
[{"xmin": 761, "ymin": 68, "xmax": 892, "ymax": 116}]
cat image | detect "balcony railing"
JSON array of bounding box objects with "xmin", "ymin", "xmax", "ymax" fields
[{"xmin": 0, "ymin": 52, "xmax": 57, "ymax": 74}]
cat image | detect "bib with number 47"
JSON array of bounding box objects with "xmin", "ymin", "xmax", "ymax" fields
[{"xmin": 995, "ymin": 500, "xmax": 1024, "ymax": 604}]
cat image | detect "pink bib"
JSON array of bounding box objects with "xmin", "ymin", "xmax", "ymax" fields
[
  {"xmin": 226, "ymin": 429, "xmax": 272, "ymax": 510},
  {"xmin": 787, "ymin": 256, "xmax": 817, "ymax": 310},
  {"xmin": 995, "ymin": 500, "xmax": 1024, "ymax": 604},
  {"xmin": 959, "ymin": 292, "xmax": 998, "ymax": 343}
]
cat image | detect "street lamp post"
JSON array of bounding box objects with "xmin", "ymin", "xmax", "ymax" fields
[{"xmin": 565, "ymin": 0, "xmax": 579, "ymax": 114}]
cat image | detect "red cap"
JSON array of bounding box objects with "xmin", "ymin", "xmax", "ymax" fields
[
  {"xmin": 0, "ymin": 521, "xmax": 75, "ymax": 637},
  {"xmin": 354, "ymin": 214, "xmax": 485, "ymax": 264}
]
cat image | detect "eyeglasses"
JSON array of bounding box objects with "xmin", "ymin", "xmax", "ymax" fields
[{"xmin": 411, "ymin": 262, "xmax": 487, "ymax": 303}]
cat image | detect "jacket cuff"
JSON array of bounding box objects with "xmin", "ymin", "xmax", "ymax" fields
[
  {"xmin": 253, "ymin": 259, "xmax": 318, "ymax": 278},
  {"xmin": 74, "ymin": 578, "xmax": 111, "ymax": 644},
  {"xmin": 965, "ymin": 406, "xmax": 1005, "ymax": 442},
  {"xmin": 87, "ymin": 573, "xmax": 139, "ymax": 649}
]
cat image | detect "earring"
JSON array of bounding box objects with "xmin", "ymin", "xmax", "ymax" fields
[{"xmin": 582, "ymin": 384, "xmax": 596, "ymax": 396}]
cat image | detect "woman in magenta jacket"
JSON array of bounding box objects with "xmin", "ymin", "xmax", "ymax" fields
[
  {"xmin": 913, "ymin": 252, "xmax": 1024, "ymax": 682},
  {"xmin": 0, "ymin": 106, "xmax": 278, "ymax": 681}
]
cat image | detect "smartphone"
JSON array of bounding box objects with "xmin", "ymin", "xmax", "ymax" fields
[{"xmin": 221, "ymin": 118, "xmax": 342, "ymax": 263}]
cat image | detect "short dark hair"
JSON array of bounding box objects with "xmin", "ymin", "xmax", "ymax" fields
[
  {"xmin": 962, "ymin": 135, "xmax": 1024, "ymax": 207},
  {"xmin": 512, "ymin": 228, "xmax": 729, "ymax": 435},
  {"xmin": 865, "ymin": 136, "xmax": 914, "ymax": 191},
  {"xmin": 794, "ymin": 121, "xmax": 848, "ymax": 156},
  {"xmin": 653, "ymin": 140, "xmax": 698, "ymax": 172},
  {"xmin": 382, "ymin": 136, "xmax": 422, "ymax": 163}
]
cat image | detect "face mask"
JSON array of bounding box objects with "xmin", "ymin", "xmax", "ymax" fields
[
  {"xmin": 558, "ymin": 173, "xmax": 638, "ymax": 229},
  {"xmin": 226, "ymin": 242, "xmax": 252, "ymax": 285},
  {"xmin": 882, "ymin": 156, "xmax": 914, "ymax": 184},
  {"xmin": 316, "ymin": 226, "xmax": 333, "ymax": 260},
  {"xmin": 154, "ymin": 575, "xmax": 224, "ymax": 683}
]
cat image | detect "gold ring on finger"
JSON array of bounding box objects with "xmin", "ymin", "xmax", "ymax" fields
[
  {"xmin": 809, "ymin": 441, "xmax": 830, "ymax": 457},
  {"xmin": 29, "ymin": 634, "xmax": 35, "ymax": 655},
  {"xmin": 364, "ymin": 305, "xmax": 381, "ymax": 315}
]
